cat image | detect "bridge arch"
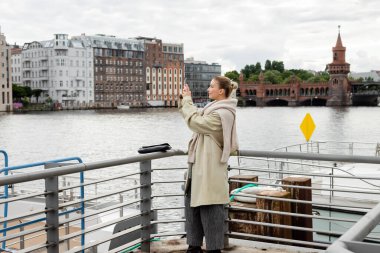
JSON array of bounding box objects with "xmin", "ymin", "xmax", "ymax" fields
[
  {"xmin": 266, "ymin": 99, "xmax": 289, "ymax": 106},
  {"xmin": 299, "ymin": 98, "xmax": 327, "ymax": 106}
]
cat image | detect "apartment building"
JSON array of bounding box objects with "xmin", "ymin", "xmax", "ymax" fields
[
  {"xmin": 11, "ymin": 46, "xmax": 22, "ymax": 85},
  {"xmin": 0, "ymin": 30, "xmax": 12, "ymax": 111},
  {"xmin": 73, "ymin": 34, "xmax": 145, "ymax": 108},
  {"xmin": 22, "ymin": 34, "xmax": 94, "ymax": 107}
]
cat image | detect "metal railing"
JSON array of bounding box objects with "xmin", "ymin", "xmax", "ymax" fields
[{"xmin": 0, "ymin": 149, "xmax": 380, "ymax": 252}]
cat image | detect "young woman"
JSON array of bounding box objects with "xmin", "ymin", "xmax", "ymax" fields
[{"xmin": 179, "ymin": 76, "xmax": 239, "ymax": 253}]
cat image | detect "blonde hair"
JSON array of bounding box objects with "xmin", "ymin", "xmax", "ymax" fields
[{"xmin": 213, "ymin": 76, "xmax": 238, "ymax": 97}]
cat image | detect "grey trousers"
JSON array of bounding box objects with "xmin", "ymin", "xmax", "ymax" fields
[{"xmin": 185, "ymin": 190, "xmax": 226, "ymax": 250}]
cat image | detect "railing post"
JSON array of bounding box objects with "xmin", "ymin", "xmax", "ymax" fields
[
  {"xmin": 140, "ymin": 160, "xmax": 152, "ymax": 253},
  {"xmin": 45, "ymin": 175, "xmax": 60, "ymax": 253}
]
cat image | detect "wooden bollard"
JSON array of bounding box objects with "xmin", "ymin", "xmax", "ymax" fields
[
  {"xmin": 256, "ymin": 190, "xmax": 292, "ymax": 240},
  {"xmin": 229, "ymin": 175, "xmax": 258, "ymax": 193},
  {"xmin": 282, "ymin": 177, "xmax": 313, "ymax": 242},
  {"xmin": 229, "ymin": 201, "xmax": 258, "ymax": 234}
]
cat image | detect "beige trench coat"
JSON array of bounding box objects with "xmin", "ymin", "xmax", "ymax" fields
[{"xmin": 179, "ymin": 96, "xmax": 230, "ymax": 207}]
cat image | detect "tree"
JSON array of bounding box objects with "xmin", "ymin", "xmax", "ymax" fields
[
  {"xmin": 272, "ymin": 61, "xmax": 285, "ymax": 73},
  {"xmin": 32, "ymin": 89, "xmax": 43, "ymax": 103},
  {"xmin": 24, "ymin": 86, "xmax": 32, "ymax": 99},
  {"xmin": 12, "ymin": 84, "xmax": 27, "ymax": 101},
  {"xmin": 264, "ymin": 60, "xmax": 272, "ymax": 71},
  {"xmin": 264, "ymin": 70, "xmax": 282, "ymax": 84},
  {"xmin": 254, "ymin": 62, "xmax": 262, "ymax": 74},
  {"xmin": 224, "ymin": 70, "xmax": 240, "ymax": 82}
]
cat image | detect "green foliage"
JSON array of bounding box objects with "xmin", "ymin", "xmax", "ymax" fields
[
  {"xmin": 224, "ymin": 70, "xmax": 240, "ymax": 82},
  {"xmin": 264, "ymin": 70, "xmax": 283, "ymax": 84},
  {"xmin": 235, "ymin": 60, "xmax": 330, "ymax": 84},
  {"xmin": 12, "ymin": 84, "xmax": 27, "ymax": 101},
  {"xmin": 264, "ymin": 60, "xmax": 272, "ymax": 71},
  {"xmin": 32, "ymin": 89, "xmax": 43, "ymax": 102},
  {"xmin": 271, "ymin": 61, "xmax": 285, "ymax": 73}
]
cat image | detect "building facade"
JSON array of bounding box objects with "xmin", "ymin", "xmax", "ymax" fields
[
  {"xmin": 22, "ymin": 34, "xmax": 94, "ymax": 107},
  {"xmin": 0, "ymin": 30, "xmax": 12, "ymax": 112},
  {"xmin": 184, "ymin": 57, "xmax": 221, "ymax": 105},
  {"xmin": 161, "ymin": 42, "xmax": 184, "ymax": 107},
  {"xmin": 11, "ymin": 46, "xmax": 22, "ymax": 85},
  {"xmin": 73, "ymin": 34, "xmax": 145, "ymax": 108},
  {"xmin": 136, "ymin": 37, "xmax": 184, "ymax": 107},
  {"xmin": 239, "ymin": 32, "xmax": 350, "ymax": 107}
]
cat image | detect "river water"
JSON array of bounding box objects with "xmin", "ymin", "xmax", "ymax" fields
[
  {"xmin": 1, "ymin": 106, "xmax": 380, "ymax": 237},
  {"xmin": 1, "ymin": 106, "xmax": 380, "ymax": 165}
]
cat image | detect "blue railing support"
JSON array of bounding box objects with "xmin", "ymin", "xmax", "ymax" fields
[
  {"xmin": 0, "ymin": 149, "xmax": 9, "ymax": 250},
  {"xmin": 0, "ymin": 156, "xmax": 85, "ymax": 251}
]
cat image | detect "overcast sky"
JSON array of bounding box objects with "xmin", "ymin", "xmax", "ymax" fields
[{"xmin": 1, "ymin": 0, "xmax": 379, "ymax": 73}]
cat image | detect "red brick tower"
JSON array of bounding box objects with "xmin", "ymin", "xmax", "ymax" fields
[{"xmin": 326, "ymin": 28, "xmax": 351, "ymax": 106}]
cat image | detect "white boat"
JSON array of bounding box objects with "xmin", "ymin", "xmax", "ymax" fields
[{"xmin": 116, "ymin": 103, "xmax": 130, "ymax": 110}]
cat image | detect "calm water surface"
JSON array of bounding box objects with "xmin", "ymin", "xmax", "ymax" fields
[{"xmin": 0, "ymin": 106, "xmax": 380, "ymax": 165}]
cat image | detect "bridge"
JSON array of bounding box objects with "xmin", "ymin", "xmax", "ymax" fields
[
  {"xmin": 239, "ymin": 76, "xmax": 332, "ymax": 106},
  {"xmin": 351, "ymin": 82, "xmax": 380, "ymax": 106}
]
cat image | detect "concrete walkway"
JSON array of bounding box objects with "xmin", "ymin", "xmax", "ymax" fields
[{"xmin": 141, "ymin": 238, "xmax": 324, "ymax": 253}]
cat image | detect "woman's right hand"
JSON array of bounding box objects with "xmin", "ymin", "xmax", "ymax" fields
[{"xmin": 182, "ymin": 83, "xmax": 192, "ymax": 97}]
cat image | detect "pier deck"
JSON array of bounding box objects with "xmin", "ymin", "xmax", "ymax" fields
[{"xmin": 142, "ymin": 239, "xmax": 323, "ymax": 253}]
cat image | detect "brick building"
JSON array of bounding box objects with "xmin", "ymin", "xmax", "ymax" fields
[
  {"xmin": 137, "ymin": 37, "xmax": 184, "ymax": 107},
  {"xmin": 73, "ymin": 34, "xmax": 145, "ymax": 108}
]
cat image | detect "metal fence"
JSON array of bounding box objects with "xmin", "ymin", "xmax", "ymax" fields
[{"xmin": 0, "ymin": 148, "xmax": 380, "ymax": 252}]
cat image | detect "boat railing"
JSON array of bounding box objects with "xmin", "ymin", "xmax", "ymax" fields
[
  {"xmin": 273, "ymin": 140, "xmax": 380, "ymax": 156},
  {"xmin": 0, "ymin": 149, "xmax": 380, "ymax": 252}
]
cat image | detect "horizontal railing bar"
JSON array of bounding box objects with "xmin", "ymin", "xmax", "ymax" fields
[
  {"xmin": 0, "ymin": 225, "xmax": 51, "ymax": 244},
  {"xmin": 60, "ymin": 213, "xmax": 141, "ymax": 242},
  {"xmin": 0, "ymin": 216, "xmax": 46, "ymax": 234},
  {"xmin": 151, "ymin": 231, "xmax": 187, "ymax": 238},
  {"xmin": 153, "ymin": 206, "xmax": 185, "ymax": 211},
  {"xmin": 65, "ymin": 225, "xmax": 142, "ymax": 253},
  {"xmin": 229, "ymin": 218, "xmax": 343, "ymax": 236},
  {"xmin": 240, "ymin": 156, "xmax": 337, "ymax": 169},
  {"xmin": 230, "ymin": 179, "xmax": 380, "ymax": 195},
  {"xmin": 0, "ymin": 208, "xmax": 53, "ymax": 224},
  {"xmin": 152, "ymin": 219, "xmax": 185, "ymax": 224},
  {"xmin": 0, "ymin": 149, "xmax": 186, "ymax": 186},
  {"xmin": 231, "ymin": 166, "xmax": 380, "ymax": 181},
  {"xmin": 238, "ymin": 150, "xmax": 380, "ymax": 164},
  {"xmin": 152, "ymin": 180, "xmax": 185, "ymax": 184},
  {"xmin": 152, "ymin": 194, "xmax": 184, "ymax": 198},
  {"xmin": 16, "ymin": 242, "xmax": 51, "ymax": 253},
  {"xmin": 59, "ymin": 198, "xmax": 142, "ymax": 225},
  {"xmin": 59, "ymin": 184, "xmax": 143, "ymax": 209},
  {"xmin": 107, "ymin": 238, "xmax": 143, "ymax": 253},
  {"xmin": 228, "ymin": 231, "xmax": 329, "ymax": 248},
  {"xmin": 228, "ymin": 206, "xmax": 358, "ymax": 223},
  {"xmin": 0, "ymin": 190, "xmax": 53, "ymax": 205},
  {"xmin": 232, "ymin": 193, "xmax": 371, "ymax": 211},
  {"xmin": 152, "ymin": 167, "xmax": 187, "ymax": 171},
  {"xmin": 60, "ymin": 171, "xmax": 142, "ymax": 191}
]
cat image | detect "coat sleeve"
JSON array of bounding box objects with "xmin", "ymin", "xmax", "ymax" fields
[{"xmin": 179, "ymin": 96, "xmax": 222, "ymax": 134}]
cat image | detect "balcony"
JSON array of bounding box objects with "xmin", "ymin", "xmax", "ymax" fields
[{"xmin": 62, "ymin": 95, "xmax": 78, "ymax": 101}]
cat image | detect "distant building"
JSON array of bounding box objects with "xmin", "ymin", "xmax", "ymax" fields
[
  {"xmin": 185, "ymin": 57, "xmax": 221, "ymax": 105},
  {"xmin": 73, "ymin": 34, "xmax": 145, "ymax": 108},
  {"xmin": 136, "ymin": 37, "xmax": 184, "ymax": 107},
  {"xmin": 11, "ymin": 46, "xmax": 22, "ymax": 85},
  {"xmin": 21, "ymin": 34, "xmax": 94, "ymax": 107},
  {"xmin": 350, "ymin": 70, "xmax": 380, "ymax": 81},
  {"xmin": 0, "ymin": 29, "xmax": 12, "ymax": 111}
]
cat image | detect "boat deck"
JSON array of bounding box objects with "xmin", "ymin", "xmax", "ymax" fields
[{"xmin": 143, "ymin": 239, "xmax": 323, "ymax": 253}]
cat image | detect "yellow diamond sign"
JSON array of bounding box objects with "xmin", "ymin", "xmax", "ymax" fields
[{"xmin": 300, "ymin": 113, "xmax": 316, "ymax": 141}]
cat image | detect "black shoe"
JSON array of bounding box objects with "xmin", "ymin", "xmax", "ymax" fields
[
  {"xmin": 186, "ymin": 245, "xmax": 203, "ymax": 253},
  {"xmin": 206, "ymin": 250, "xmax": 221, "ymax": 253}
]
